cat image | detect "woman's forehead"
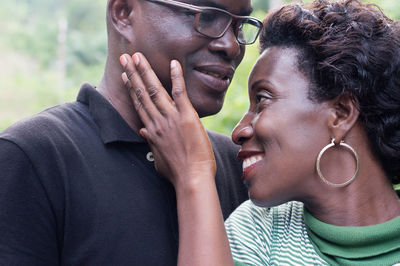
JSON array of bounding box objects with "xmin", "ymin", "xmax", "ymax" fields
[
  {"xmin": 248, "ymin": 47, "xmax": 310, "ymax": 94},
  {"xmin": 251, "ymin": 48, "xmax": 300, "ymax": 77}
]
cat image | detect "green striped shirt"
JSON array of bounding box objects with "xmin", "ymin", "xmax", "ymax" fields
[
  {"xmin": 225, "ymin": 200, "xmax": 328, "ymax": 265},
  {"xmin": 225, "ymin": 200, "xmax": 400, "ymax": 265}
]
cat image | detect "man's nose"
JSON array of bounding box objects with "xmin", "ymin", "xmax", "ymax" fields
[{"xmin": 208, "ymin": 25, "xmax": 243, "ymax": 61}]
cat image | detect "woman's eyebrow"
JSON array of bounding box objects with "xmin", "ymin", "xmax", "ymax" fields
[{"xmin": 250, "ymin": 79, "xmax": 275, "ymax": 91}]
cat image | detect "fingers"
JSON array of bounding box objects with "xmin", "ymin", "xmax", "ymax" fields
[
  {"xmin": 138, "ymin": 128, "xmax": 149, "ymax": 141},
  {"xmin": 170, "ymin": 60, "xmax": 192, "ymax": 113},
  {"xmin": 121, "ymin": 68, "xmax": 154, "ymax": 127},
  {"xmin": 131, "ymin": 53, "xmax": 175, "ymax": 114}
]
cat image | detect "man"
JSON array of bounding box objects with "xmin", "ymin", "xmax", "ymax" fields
[{"xmin": 0, "ymin": 0, "xmax": 261, "ymax": 264}]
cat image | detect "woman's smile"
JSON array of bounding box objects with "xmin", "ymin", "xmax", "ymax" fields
[{"xmin": 237, "ymin": 152, "xmax": 265, "ymax": 181}]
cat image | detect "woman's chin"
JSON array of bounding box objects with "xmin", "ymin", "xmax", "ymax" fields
[{"xmin": 249, "ymin": 194, "xmax": 283, "ymax": 208}]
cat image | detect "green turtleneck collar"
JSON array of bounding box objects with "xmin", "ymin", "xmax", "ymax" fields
[{"xmin": 304, "ymin": 191, "xmax": 400, "ymax": 265}]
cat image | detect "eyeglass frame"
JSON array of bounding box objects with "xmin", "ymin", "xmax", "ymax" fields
[{"xmin": 145, "ymin": 0, "xmax": 263, "ymax": 45}]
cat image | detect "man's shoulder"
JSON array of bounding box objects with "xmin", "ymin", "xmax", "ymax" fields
[
  {"xmin": 206, "ymin": 129, "xmax": 231, "ymax": 141},
  {"xmin": 207, "ymin": 130, "xmax": 238, "ymax": 152},
  {"xmin": 0, "ymin": 101, "xmax": 90, "ymax": 147}
]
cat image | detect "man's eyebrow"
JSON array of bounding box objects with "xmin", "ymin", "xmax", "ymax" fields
[{"xmin": 190, "ymin": 0, "xmax": 254, "ymax": 16}]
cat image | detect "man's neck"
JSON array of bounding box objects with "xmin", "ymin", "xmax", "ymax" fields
[{"xmin": 97, "ymin": 58, "xmax": 144, "ymax": 133}]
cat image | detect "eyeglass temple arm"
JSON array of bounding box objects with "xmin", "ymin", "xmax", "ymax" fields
[{"xmin": 146, "ymin": 0, "xmax": 204, "ymax": 12}]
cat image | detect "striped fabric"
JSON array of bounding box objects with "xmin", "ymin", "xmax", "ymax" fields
[{"xmin": 225, "ymin": 200, "xmax": 328, "ymax": 265}]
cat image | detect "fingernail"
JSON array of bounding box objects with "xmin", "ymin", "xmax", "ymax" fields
[
  {"xmin": 171, "ymin": 60, "xmax": 177, "ymax": 69},
  {"xmin": 120, "ymin": 55, "xmax": 128, "ymax": 67},
  {"xmin": 133, "ymin": 54, "xmax": 140, "ymax": 66},
  {"xmin": 121, "ymin": 72, "xmax": 127, "ymax": 81}
]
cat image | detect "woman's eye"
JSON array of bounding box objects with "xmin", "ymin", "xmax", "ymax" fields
[
  {"xmin": 256, "ymin": 94, "xmax": 264, "ymax": 103},
  {"xmin": 255, "ymin": 91, "xmax": 273, "ymax": 111},
  {"xmin": 256, "ymin": 93, "xmax": 272, "ymax": 104}
]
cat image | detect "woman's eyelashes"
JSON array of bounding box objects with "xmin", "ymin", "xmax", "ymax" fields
[{"xmin": 255, "ymin": 89, "xmax": 274, "ymax": 111}]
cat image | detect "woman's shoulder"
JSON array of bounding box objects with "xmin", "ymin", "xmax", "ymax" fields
[
  {"xmin": 225, "ymin": 200, "xmax": 304, "ymax": 225},
  {"xmin": 225, "ymin": 200, "xmax": 327, "ymax": 265},
  {"xmin": 225, "ymin": 200, "xmax": 305, "ymax": 244}
]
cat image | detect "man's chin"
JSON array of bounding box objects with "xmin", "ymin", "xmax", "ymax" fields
[{"xmin": 195, "ymin": 103, "xmax": 224, "ymax": 118}]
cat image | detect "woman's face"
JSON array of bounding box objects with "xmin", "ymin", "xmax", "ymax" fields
[{"xmin": 232, "ymin": 47, "xmax": 329, "ymax": 207}]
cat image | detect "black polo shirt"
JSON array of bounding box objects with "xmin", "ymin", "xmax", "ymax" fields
[{"xmin": 0, "ymin": 83, "xmax": 247, "ymax": 265}]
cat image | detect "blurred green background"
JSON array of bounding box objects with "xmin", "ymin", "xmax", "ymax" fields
[{"xmin": 1, "ymin": 0, "xmax": 400, "ymax": 135}]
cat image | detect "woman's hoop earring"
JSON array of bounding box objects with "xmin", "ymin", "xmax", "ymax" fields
[{"xmin": 316, "ymin": 138, "xmax": 360, "ymax": 188}]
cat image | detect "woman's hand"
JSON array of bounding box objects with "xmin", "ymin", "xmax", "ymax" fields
[
  {"xmin": 120, "ymin": 53, "xmax": 216, "ymax": 189},
  {"xmin": 120, "ymin": 52, "xmax": 233, "ymax": 266}
]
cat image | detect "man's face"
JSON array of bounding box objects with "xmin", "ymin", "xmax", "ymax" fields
[{"xmin": 128, "ymin": 0, "xmax": 252, "ymax": 117}]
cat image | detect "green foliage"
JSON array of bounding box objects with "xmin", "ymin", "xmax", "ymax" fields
[
  {"xmin": 1, "ymin": 0, "xmax": 400, "ymax": 133},
  {"xmin": 66, "ymin": 0, "xmax": 107, "ymax": 84},
  {"xmin": 367, "ymin": 0, "xmax": 400, "ymax": 19},
  {"xmin": 0, "ymin": 0, "xmax": 107, "ymax": 131},
  {"xmin": 253, "ymin": 0, "xmax": 270, "ymax": 11}
]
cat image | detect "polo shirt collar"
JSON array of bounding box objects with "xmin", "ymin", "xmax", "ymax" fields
[{"xmin": 77, "ymin": 83, "xmax": 146, "ymax": 144}]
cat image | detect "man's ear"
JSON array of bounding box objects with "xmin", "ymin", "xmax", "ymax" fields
[
  {"xmin": 108, "ymin": 0, "xmax": 135, "ymax": 42},
  {"xmin": 327, "ymin": 93, "xmax": 360, "ymax": 144}
]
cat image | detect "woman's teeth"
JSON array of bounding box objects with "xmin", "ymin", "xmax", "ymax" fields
[{"xmin": 242, "ymin": 155, "xmax": 263, "ymax": 171}]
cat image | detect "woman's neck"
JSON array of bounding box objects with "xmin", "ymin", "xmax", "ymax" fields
[{"xmin": 305, "ymin": 164, "xmax": 400, "ymax": 226}]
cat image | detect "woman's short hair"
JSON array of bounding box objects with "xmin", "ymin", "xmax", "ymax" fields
[{"xmin": 259, "ymin": 0, "xmax": 400, "ymax": 184}]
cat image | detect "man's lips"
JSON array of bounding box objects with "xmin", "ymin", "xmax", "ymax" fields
[
  {"xmin": 237, "ymin": 151, "xmax": 265, "ymax": 181},
  {"xmin": 195, "ymin": 64, "xmax": 234, "ymax": 80},
  {"xmin": 193, "ymin": 64, "xmax": 234, "ymax": 92}
]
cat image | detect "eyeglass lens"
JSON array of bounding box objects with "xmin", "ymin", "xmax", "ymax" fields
[
  {"xmin": 196, "ymin": 10, "xmax": 231, "ymax": 38},
  {"xmin": 240, "ymin": 19, "xmax": 262, "ymax": 44},
  {"xmin": 196, "ymin": 9, "xmax": 260, "ymax": 44}
]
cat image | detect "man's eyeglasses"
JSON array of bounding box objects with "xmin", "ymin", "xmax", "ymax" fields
[{"xmin": 145, "ymin": 0, "xmax": 263, "ymax": 45}]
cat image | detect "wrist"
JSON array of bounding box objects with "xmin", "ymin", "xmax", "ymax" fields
[{"xmin": 174, "ymin": 171, "xmax": 216, "ymax": 197}]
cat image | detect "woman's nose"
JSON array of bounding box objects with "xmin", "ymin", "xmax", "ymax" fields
[{"xmin": 232, "ymin": 112, "xmax": 254, "ymax": 145}]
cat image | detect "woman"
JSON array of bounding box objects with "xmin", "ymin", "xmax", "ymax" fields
[{"xmin": 120, "ymin": 0, "xmax": 400, "ymax": 264}]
